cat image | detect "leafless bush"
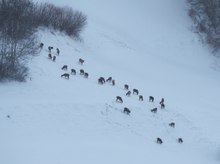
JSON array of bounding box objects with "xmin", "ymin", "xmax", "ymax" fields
[
  {"xmin": 34, "ymin": 3, "xmax": 87, "ymax": 38},
  {"xmin": 187, "ymin": 0, "xmax": 220, "ymax": 53},
  {"xmin": 0, "ymin": 0, "xmax": 87, "ymax": 81},
  {"xmin": 0, "ymin": 0, "xmax": 39, "ymax": 81}
]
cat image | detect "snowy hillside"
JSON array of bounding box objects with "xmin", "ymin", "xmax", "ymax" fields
[{"xmin": 0, "ymin": 0, "xmax": 220, "ymax": 164}]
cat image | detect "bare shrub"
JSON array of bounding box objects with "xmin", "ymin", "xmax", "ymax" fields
[
  {"xmin": 34, "ymin": 3, "xmax": 87, "ymax": 38},
  {"xmin": 0, "ymin": 0, "xmax": 87, "ymax": 81},
  {"xmin": 187, "ymin": 0, "xmax": 220, "ymax": 54},
  {"xmin": 0, "ymin": 0, "xmax": 39, "ymax": 81}
]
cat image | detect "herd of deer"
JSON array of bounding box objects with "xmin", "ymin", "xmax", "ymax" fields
[
  {"xmin": 41, "ymin": 42, "xmax": 183, "ymax": 145},
  {"xmin": 114, "ymin": 83, "xmax": 183, "ymax": 144}
]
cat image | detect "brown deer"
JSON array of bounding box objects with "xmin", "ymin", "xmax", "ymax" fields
[
  {"xmin": 71, "ymin": 69, "xmax": 76, "ymax": 75},
  {"xmin": 126, "ymin": 91, "xmax": 131, "ymax": 96},
  {"xmin": 133, "ymin": 89, "xmax": 139, "ymax": 95},
  {"xmin": 106, "ymin": 77, "xmax": 112, "ymax": 82},
  {"xmin": 124, "ymin": 84, "xmax": 129, "ymax": 90},
  {"xmin": 160, "ymin": 98, "xmax": 164, "ymax": 104},
  {"xmin": 149, "ymin": 96, "xmax": 154, "ymax": 102},
  {"xmin": 61, "ymin": 65, "xmax": 68, "ymax": 71},
  {"xmin": 56, "ymin": 48, "xmax": 60, "ymax": 55},
  {"xmin": 48, "ymin": 46, "xmax": 53, "ymax": 52},
  {"xmin": 169, "ymin": 122, "xmax": 175, "ymax": 128},
  {"xmin": 84, "ymin": 72, "xmax": 89, "ymax": 78},
  {"xmin": 80, "ymin": 69, "xmax": 84, "ymax": 75},
  {"xmin": 123, "ymin": 107, "xmax": 131, "ymax": 115},
  {"xmin": 98, "ymin": 77, "xmax": 105, "ymax": 84},
  {"xmin": 79, "ymin": 58, "xmax": 85, "ymax": 65},
  {"xmin": 40, "ymin": 43, "xmax": 44, "ymax": 48},
  {"xmin": 161, "ymin": 103, "xmax": 165, "ymax": 109},
  {"xmin": 177, "ymin": 138, "xmax": 183, "ymax": 143},
  {"xmin": 48, "ymin": 53, "xmax": 52, "ymax": 59},
  {"xmin": 157, "ymin": 138, "xmax": 163, "ymax": 144},
  {"xmin": 116, "ymin": 96, "xmax": 123, "ymax": 103},
  {"xmin": 61, "ymin": 73, "xmax": 69, "ymax": 79},
  {"xmin": 112, "ymin": 80, "xmax": 115, "ymax": 86},
  {"xmin": 151, "ymin": 108, "xmax": 157, "ymax": 113},
  {"xmin": 52, "ymin": 56, "xmax": 56, "ymax": 62},
  {"xmin": 139, "ymin": 95, "xmax": 143, "ymax": 101}
]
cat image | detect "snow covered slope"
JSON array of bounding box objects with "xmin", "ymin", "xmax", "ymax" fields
[{"xmin": 0, "ymin": 0, "xmax": 220, "ymax": 164}]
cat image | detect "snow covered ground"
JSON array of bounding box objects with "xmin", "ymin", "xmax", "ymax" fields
[{"xmin": 0, "ymin": 0, "xmax": 220, "ymax": 164}]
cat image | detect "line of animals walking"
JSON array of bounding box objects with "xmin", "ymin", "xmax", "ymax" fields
[
  {"xmin": 115, "ymin": 85, "xmax": 183, "ymax": 144},
  {"xmin": 40, "ymin": 42, "xmax": 183, "ymax": 145},
  {"xmin": 40, "ymin": 42, "xmax": 89, "ymax": 80}
]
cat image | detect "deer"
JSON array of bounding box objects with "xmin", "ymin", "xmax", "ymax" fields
[
  {"xmin": 133, "ymin": 89, "xmax": 139, "ymax": 95},
  {"xmin": 124, "ymin": 84, "xmax": 129, "ymax": 90},
  {"xmin": 61, "ymin": 73, "xmax": 69, "ymax": 79},
  {"xmin": 106, "ymin": 77, "xmax": 112, "ymax": 82},
  {"xmin": 52, "ymin": 56, "xmax": 56, "ymax": 62},
  {"xmin": 48, "ymin": 53, "xmax": 52, "ymax": 59},
  {"xmin": 123, "ymin": 107, "xmax": 131, "ymax": 115},
  {"xmin": 149, "ymin": 96, "xmax": 154, "ymax": 102},
  {"xmin": 98, "ymin": 77, "xmax": 105, "ymax": 84},
  {"xmin": 161, "ymin": 103, "xmax": 165, "ymax": 109},
  {"xmin": 169, "ymin": 122, "xmax": 175, "ymax": 128},
  {"xmin": 151, "ymin": 108, "xmax": 157, "ymax": 113},
  {"xmin": 160, "ymin": 98, "xmax": 164, "ymax": 105},
  {"xmin": 56, "ymin": 48, "xmax": 60, "ymax": 55},
  {"xmin": 116, "ymin": 96, "xmax": 123, "ymax": 103},
  {"xmin": 84, "ymin": 72, "xmax": 89, "ymax": 78},
  {"xmin": 177, "ymin": 138, "xmax": 183, "ymax": 143},
  {"xmin": 40, "ymin": 43, "xmax": 44, "ymax": 48},
  {"xmin": 48, "ymin": 46, "xmax": 53, "ymax": 52},
  {"xmin": 139, "ymin": 95, "xmax": 143, "ymax": 101},
  {"xmin": 126, "ymin": 91, "xmax": 131, "ymax": 96},
  {"xmin": 80, "ymin": 69, "xmax": 84, "ymax": 75},
  {"xmin": 71, "ymin": 69, "xmax": 76, "ymax": 75},
  {"xmin": 61, "ymin": 65, "xmax": 68, "ymax": 71},
  {"xmin": 112, "ymin": 80, "xmax": 115, "ymax": 86},
  {"xmin": 79, "ymin": 58, "xmax": 85, "ymax": 65},
  {"xmin": 157, "ymin": 138, "xmax": 163, "ymax": 144}
]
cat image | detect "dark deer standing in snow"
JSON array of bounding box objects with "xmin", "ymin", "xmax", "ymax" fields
[
  {"xmin": 116, "ymin": 96, "xmax": 123, "ymax": 103},
  {"xmin": 61, "ymin": 73, "xmax": 69, "ymax": 79},
  {"xmin": 112, "ymin": 80, "xmax": 115, "ymax": 86},
  {"xmin": 71, "ymin": 69, "xmax": 76, "ymax": 75},
  {"xmin": 48, "ymin": 46, "xmax": 53, "ymax": 52},
  {"xmin": 177, "ymin": 138, "xmax": 183, "ymax": 143},
  {"xmin": 123, "ymin": 107, "xmax": 131, "ymax": 115},
  {"xmin": 133, "ymin": 89, "xmax": 139, "ymax": 95},
  {"xmin": 160, "ymin": 98, "xmax": 164, "ymax": 105},
  {"xmin": 139, "ymin": 95, "xmax": 143, "ymax": 101},
  {"xmin": 61, "ymin": 65, "xmax": 68, "ymax": 71},
  {"xmin": 79, "ymin": 58, "xmax": 85, "ymax": 65},
  {"xmin": 157, "ymin": 138, "xmax": 163, "ymax": 144},
  {"xmin": 52, "ymin": 56, "xmax": 56, "ymax": 62},
  {"xmin": 126, "ymin": 91, "xmax": 131, "ymax": 96},
  {"xmin": 149, "ymin": 96, "xmax": 154, "ymax": 102},
  {"xmin": 56, "ymin": 48, "xmax": 60, "ymax": 55},
  {"xmin": 151, "ymin": 108, "xmax": 157, "ymax": 113},
  {"xmin": 98, "ymin": 77, "xmax": 105, "ymax": 84},
  {"xmin": 48, "ymin": 53, "xmax": 52, "ymax": 59},
  {"xmin": 169, "ymin": 122, "xmax": 175, "ymax": 128},
  {"xmin": 80, "ymin": 69, "xmax": 84, "ymax": 75},
  {"xmin": 161, "ymin": 103, "xmax": 165, "ymax": 109},
  {"xmin": 106, "ymin": 77, "xmax": 112, "ymax": 82},
  {"xmin": 84, "ymin": 72, "xmax": 89, "ymax": 78},
  {"xmin": 124, "ymin": 84, "xmax": 129, "ymax": 90},
  {"xmin": 40, "ymin": 43, "xmax": 44, "ymax": 48}
]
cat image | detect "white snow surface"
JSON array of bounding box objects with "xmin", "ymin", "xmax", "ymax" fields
[{"xmin": 1, "ymin": 0, "xmax": 220, "ymax": 164}]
